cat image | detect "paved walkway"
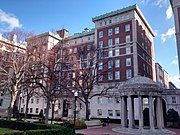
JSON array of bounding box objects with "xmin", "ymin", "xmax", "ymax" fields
[{"xmin": 76, "ymin": 124, "xmax": 180, "ymax": 135}]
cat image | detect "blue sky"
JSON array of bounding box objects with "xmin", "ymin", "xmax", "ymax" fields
[{"xmin": 0, "ymin": 0, "xmax": 179, "ymax": 87}]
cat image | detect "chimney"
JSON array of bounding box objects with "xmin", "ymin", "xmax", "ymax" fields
[{"xmin": 56, "ymin": 29, "xmax": 69, "ymax": 38}]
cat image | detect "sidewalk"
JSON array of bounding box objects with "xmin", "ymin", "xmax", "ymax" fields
[{"xmin": 76, "ymin": 124, "xmax": 180, "ymax": 135}]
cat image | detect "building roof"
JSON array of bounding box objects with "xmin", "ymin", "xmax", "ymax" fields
[
  {"xmin": 92, "ymin": 4, "xmax": 154, "ymax": 37},
  {"xmin": 69, "ymin": 28, "xmax": 95, "ymax": 39},
  {"xmin": 120, "ymin": 76, "xmax": 161, "ymax": 93}
]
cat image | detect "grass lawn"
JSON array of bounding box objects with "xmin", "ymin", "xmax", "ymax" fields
[{"xmin": 0, "ymin": 128, "xmax": 13, "ymax": 133}]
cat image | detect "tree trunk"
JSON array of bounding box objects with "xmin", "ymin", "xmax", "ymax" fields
[
  {"xmin": 45, "ymin": 99, "xmax": 50, "ymax": 124},
  {"xmin": 7, "ymin": 94, "xmax": 16, "ymax": 120},
  {"xmin": 85, "ymin": 100, "xmax": 89, "ymax": 121},
  {"xmin": 24, "ymin": 98, "xmax": 30, "ymax": 121}
]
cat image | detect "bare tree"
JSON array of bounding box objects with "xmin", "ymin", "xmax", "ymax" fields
[
  {"xmin": 3, "ymin": 28, "xmax": 34, "ymax": 43},
  {"xmin": 66, "ymin": 45, "xmax": 118, "ymax": 120}
]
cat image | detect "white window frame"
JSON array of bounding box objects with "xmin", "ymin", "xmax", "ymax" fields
[
  {"xmin": 99, "ymin": 41, "xmax": 103, "ymax": 48},
  {"xmin": 115, "ymin": 60, "xmax": 120, "ymax": 68},
  {"xmin": 108, "ymin": 29, "xmax": 113, "ymax": 36},
  {"xmin": 126, "ymin": 47, "xmax": 131, "ymax": 54},
  {"xmin": 115, "ymin": 38, "xmax": 119, "ymax": 45},
  {"xmin": 126, "ymin": 70, "xmax": 132, "ymax": 79},
  {"xmin": 108, "ymin": 50, "xmax": 113, "ymax": 57},
  {"xmin": 98, "ymin": 75, "xmax": 103, "ymax": 81},
  {"xmin": 99, "ymin": 31, "xmax": 103, "ymax": 38},
  {"xmin": 126, "ymin": 58, "xmax": 131, "ymax": 66},
  {"xmin": 125, "ymin": 24, "xmax": 130, "ymax": 32},
  {"xmin": 115, "ymin": 48, "xmax": 119, "ymax": 56},
  {"xmin": 108, "ymin": 61, "xmax": 113, "ymax": 69},
  {"xmin": 115, "ymin": 27, "xmax": 119, "ymax": 34},
  {"xmin": 115, "ymin": 71, "xmax": 120, "ymax": 80},
  {"xmin": 126, "ymin": 35, "xmax": 130, "ymax": 43},
  {"xmin": 108, "ymin": 39, "xmax": 113, "ymax": 46},
  {"xmin": 99, "ymin": 62, "xmax": 103, "ymax": 70},
  {"xmin": 108, "ymin": 72, "xmax": 113, "ymax": 80}
]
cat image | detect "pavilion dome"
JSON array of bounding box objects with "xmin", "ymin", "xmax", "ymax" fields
[{"xmin": 120, "ymin": 76, "xmax": 161, "ymax": 92}]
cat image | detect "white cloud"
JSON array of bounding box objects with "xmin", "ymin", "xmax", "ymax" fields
[
  {"xmin": 140, "ymin": 0, "xmax": 150, "ymax": 5},
  {"xmin": 161, "ymin": 27, "xmax": 175, "ymax": 42},
  {"xmin": 171, "ymin": 56, "xmax": 178, "ymax": 65},
  {"xmin": 169, "ymin": 75, "xmax": 180, "ymax": 88},
  {"xmin": 154, "ymin": 0, "xmax": 168, "ymax": 7},
  {"xmin": 0, "ymin": 9, "xmax": 22, "ymax": 31},
  {"xmin": 166, "ymin": 5, "xmax": 173, "ymax": 20},
  {"xmin": 154, "ymin": 30, "xmax": 158, "ymax": 36}
]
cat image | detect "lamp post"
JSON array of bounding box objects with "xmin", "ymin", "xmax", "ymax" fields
[{"xmin": 73, "ymin": 91, "xmax": 78, "ymax": 132}]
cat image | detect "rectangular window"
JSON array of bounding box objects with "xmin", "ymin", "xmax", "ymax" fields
[
  {"xmin": 74, "ymin": 48, "xmax": 77, "ymax": 53},
  {"xmin": 115, "ymin": 110, "xmax": 120, "ymax": 117},
  {"xmin": 125, "ymin": 24, "xmax": 130, "ymax": 32},
  {"xmin": 108, "ymin": 39, "xmax": 113, "ymax": 46},
  {"xmin": 21, "ymin": 108, "xmax": 24, "ymax": 113},
  {"xmin": 108, "ymin": 110, "xmax": 113, "ymax": 116},
  {"xmin": 126, "ymin": 58, "xmax": 131, "ymax": 66},
  {"xmin": 108, "ymin": 50, "xmax": 113, "ymax": 57},
  {"xmin": 99, "ymin": 62, "xmax": 103, "ymax": 70},
  {"xmin": 97, "ymin": 109, "xmax": 102, "ymax": 116},
  {"xmin": 109, "ymin": 19, "xmax": 112, "ymax": 24},
  {"xmin": 88, "ymin": 36, "xmax": 90, "ymax": 41},
  {"xmin": 115, "ymin": 27, "xmax": 119, "ymax": 34},
  {"xmin": 87, "ymin": 45, "xmax": 91, "ymax": 50},
  {"xmin": 115, "ymin": 38, "xmax": 119, "ymax": 45},
  {"xmin": 108, "ymin": 29, "xmax": 113, "ymax": 36},
  {"xmin": 115, "ymin": 71, "xmax": 120, "ymax": 80},
  {"xmin": 114, "ymin": 17, "xmax": 118, "ymax": 23},
  {"xmin": 108, "ymin": 72, "xmax": 113, "ymax": 80},
  {"xmin": 36, "ymin": 108, "xmax": 39, "ymax": 113},
  {"xmin": 115, "ymin": 60, "xmax": 120, "ymax": 68},
  {"xmin": 99, "ymin": 51, "xmax": 103, "ymax": 59},
  {"xmin": 36, "ymin": 99, "xmax": 39, "ymax": 104},
  {"xmin": 126, "ymin": 35, "xmax": 130, "ymax": 43},
  {"xmin": 98, "ymin": 75, "xmax": 103, "ymax": 81},
  {"xmin": 172, "ymin": 97, "xmax": 176, "ymax": 103},
  {"xmin": 0, "ymin": 99, "xmax": 3, "ymax": 106},
  {"xmin": 99, "ymin": 22, "xmax": 102, "ymax": 26},
  {"xmin": 115, "ymin": 48, "xmax": 119, "ymax": 56},
  {"xmin": 30, "ymin": 108, "xmax": 33, "ymax": 113},
  {"xmin": 126, "ymin": 47, "xmax": 131, "ymax": 54},
  {"xmin": 108, "ymin": 61, "xmax": 113, "ymax": 69},
  {"xmin": 99, "ymin": 41, "xmax": 103, "ymax": 48},
  {"xmin": 126, "ymin": 70, "xmax": 132, "ymax": 79},
  {"xmin": 87, "ymin": 53, "xmax": 90, "ymax": 59},
  {"xmin": 99, "ymin": 31, "xmax": 103, "ymax": 38},
  {"xmin": 98, "ymin": 97, "xmax": 102, "ymax": 104},
  {"xmin": 22, "ymin": 99, "xmax": 25, "ymax": 103},
  {"xmin": 31, "ymin": 98, "xmax": 34, "ymax": 103}
]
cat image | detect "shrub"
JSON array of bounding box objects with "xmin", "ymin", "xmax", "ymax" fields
[{"xmin": 68, "ymin": 119, "xmax": 86, "ymax": 129}]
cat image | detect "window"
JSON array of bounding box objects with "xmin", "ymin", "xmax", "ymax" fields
[
  {"xmin": 115, "ymin": 48, "xmax": 119, "ymax": 56},
  {"xmin": 115, "ymin": 110, "xmax": 120, "ymax": 117},
  {"xmin": 74, "ymin": 48, "xmax": 77, "ymax": 53},
  {"xmin": 98, "ymin": 97, "xmax": 102, "ymax": 104},
  {"xmin": 109, "ymin": 19, "xmax": 112, "ymax": 24},
  {"xmin": 99, "ymin": 51, "xmax": 103, "ymax": 59},
  {"xmin": 172, "ymin": 97, "xmax": 176, "ymax": 103},
  {"xmin": 126, "ymin": 47, "xmax": 131, "ymax": 54},
  {"xmin": 108, "ymin": 97, "xmax": 113, "ymax": 103},
  {"xmin": 99, "ymin": 41, "xmax": 103, "ymax": 48},
  {"xmin": 126, "ymin": 70, "xmax": 132, "ymax": 79},
  {"xmin": 99, "ymin": 31, "xmax": 103, "ymax": 38},
  {"xmin": 87, "ymin": 53, "xmax": 90, "ymax": 59},
  {"xmin": 125, "ymin": 24, "xmax": 130, "ymax": 32},
  {"xmin": 108, "ymin": 61, "xmax": 113, "ymax": 69},
  {"xmin": 114, "ymin": 17, "xmax": 119, "ymax": 23},
  {"xmin": 97, "ymin": 109, "xmax": 102, "ymax": 116},
  {"xmin": 99, "ymin": 22, "xmax": 102, "ymax": 26},
  {"xmin": 108, "ymin": 29, "xmax": 113, "ymax": 36},
  {"xmin": 22, "ymin": 99, "xmax": 25, "ymax": 103},
  {"xmin": 21, "ymin": 108, "xmax": 24, "ymax": 113},
  {"xmin": 115, "ymin": 60, "xmax": 120, "ymax": 68},
  {"xmin": 99, "ymin": 62, "xmax": 103, "ymax": 70},
  {"xmin": 108, "ymin": 72, "xmax": 113, "ymax": 80},
  {"xmin": 126, "ymin": 35, "xmax": 130, "ymax": 43},
  {"xmin": 30, "ymin": 108, "xmax": 33, "ymax": 113},
  {"xmin": 108, "ymin": 110, "xmax": 113, "ymax": 116},
  {"xmin": 87, "ymin": 45, "xmax": 91, "ymax": 50},
  {"xmin": 108, "ymin": 39, "xmax": 113, "ymax": 46},
  {"xmin": 31, "ymin": 98, "xmax": 34, "ymax": 103},
  {"xmin": 98, "ymin": 75, "xmax": 103, "ymax": 81},
  {"xmin": 108, "ymin": 50, "xmax": 113, "ymax": 57},
  {"xmin": 36, "ymin": 108, "xmax": 39, "ymax": 113},
  {"xmin": 115, "ymin": 71, "xmax": 120, "ymax": 80},
  {"xmin": 74, "ymin": 40, "xmax": 77, "ymax": 44},
  {"xmin": 115, "ymin": 27, "xmax": 119, "ymax": 34},
  {"xmin": 81, "ymin": 38, "xmax": 83, "ymax": 43},
  {"xmin": 88, "ymin": 36, "xmax": 90, "ymax": 41},
  {"xmin": 115, "ymin": 38, "xmax": 119, "ymax": 45},
  {"xmin": 126, "ymin": 58, "xmax": 131, "ymax": 66},
  {"xmin": 73, "ymin": 73, "xmax": 75, "ymax": 78},
  {"xmin": 0, "ymin": 99, "xmax": 3, "ymax": 106},
  {"xmin": 36, "ymin": 99, "xmax": 39, "ymax": 104}
]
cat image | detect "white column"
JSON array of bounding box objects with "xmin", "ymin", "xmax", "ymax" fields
[
  {"xmin": 149, "ymin": 96, "xmax": 155, "ymax": 130},
  {"xmin": 138, "ymin": 96, "xmax": 144, "ymax": 130},
  {"xmin": 156, "ymin": 97, "xmax": 164, "ymax": 129},
  {"xmin": 160, "ymin": 97, "xmax": 164, "ymax": 129},
  {"xmin": 121, "ymin": 96, "xmax": 126, "ymax": 127},
  {"xmin": 128, "ymin": 95, "xmax": 133, "ymax": 128}
]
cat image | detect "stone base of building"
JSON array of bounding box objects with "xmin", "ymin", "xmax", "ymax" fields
[{"xmin": 112, "ymin": 127, "xmax": 176, "ymax": 135}]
